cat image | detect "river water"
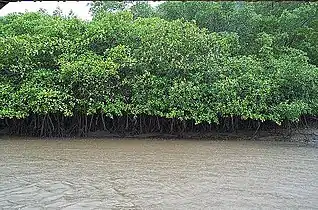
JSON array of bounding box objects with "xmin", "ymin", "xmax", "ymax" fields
[{"xmin": 0, "ymin": 138, "xmax": 317, "ymax": 209}]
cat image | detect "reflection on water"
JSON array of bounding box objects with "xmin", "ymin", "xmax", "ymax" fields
[{"xmin": 0, "ymin": 138, "xmax": 317, "ymax": 209}]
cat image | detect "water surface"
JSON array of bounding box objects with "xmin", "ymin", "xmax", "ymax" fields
[{"xmin": 0, "ymin": 138, "xmax": 317, "ymax": 209}]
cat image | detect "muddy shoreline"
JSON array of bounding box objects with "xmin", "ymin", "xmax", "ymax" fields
[
  {"xmin": 87, "ymin": 128, "xmax": 318, "ymax": 143},
  {"xmin": 1, "ymin": 127, "xmax": 317, "ymax": 144}
]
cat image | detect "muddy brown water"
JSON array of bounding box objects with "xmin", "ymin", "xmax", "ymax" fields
[{"xmin": 0, "ymin": 138, "xmax": 317, "ymax": 209}]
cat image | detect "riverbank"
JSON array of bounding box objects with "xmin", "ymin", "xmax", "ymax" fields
[
  {"xmin": 86, "ymin": 128, "xmax": 318, "ymax": 143},
  {"xmin": 2, "ymin": 127, "xmax": 317, "ymax": 145}
]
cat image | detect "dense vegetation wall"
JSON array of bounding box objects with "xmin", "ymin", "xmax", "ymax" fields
[{"xmin": 0, "ymin": 2, "xmax": 317, "ymax": 136}]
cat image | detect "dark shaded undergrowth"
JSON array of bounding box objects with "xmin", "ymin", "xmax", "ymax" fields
[{"xmin": 1, "ymin": 114, "xmax": 316, "ymax": 138}]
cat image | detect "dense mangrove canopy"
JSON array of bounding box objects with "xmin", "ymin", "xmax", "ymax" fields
[{"xmin": 0, "ymin": 1, "xmax": 317, "ymax": 136}]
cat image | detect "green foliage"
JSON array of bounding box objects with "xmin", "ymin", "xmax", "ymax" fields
[
  {"xmin": 130, "ymin": 2, "xmax": 157, "ymax": 19},
  {"xmin": 157, "ymin": 1, "xmax": 318, "ymax": 66},
  {"xmin": 0, "ymin": 6, "xmax": 317, "ymax": 127},
  {"xmin": 89, "ymin": 1, "xmax": 129, "ymax": 16},
  {"xmin": 89, "ymin": 1, "xmax": 157, "ymax": 19}
]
